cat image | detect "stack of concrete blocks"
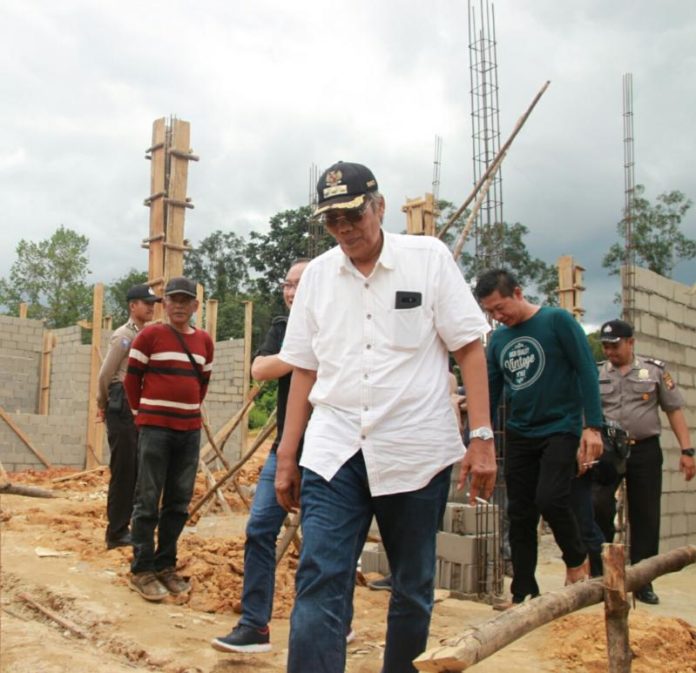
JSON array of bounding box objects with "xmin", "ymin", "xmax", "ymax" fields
[
  {"xmin": 629, "ymin": 266, "xmax": 696, "ymax": 552},
  {"xmin": 0, "ymin": 316, "xmax": 248, "ymax": 471},
  {"xmin": 436, "ymin": 502, "xmax": 498, "ymax": 595}
]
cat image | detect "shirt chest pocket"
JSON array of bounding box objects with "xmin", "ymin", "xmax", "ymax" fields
[
  {"xmin": 630, "ymin": 379, "xmax": 657, "ymax": 398},
  {"xmin": 389, "ymin": 306, "xmax": 429, "ymax": 351},
  {"xmin": 599, "ymin": 379, "xmax": 614, "ymax": 395}
]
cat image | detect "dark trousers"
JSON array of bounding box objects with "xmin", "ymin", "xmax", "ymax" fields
[
  {"xmin": 506, "ymin": 431, "xmax": 586, "ymax": 599},
  {"xmin": 131, "ymin": 426, "xmax": 200, "ymax": 574},
  {"xmin": 592, "ymin": 435, "xmax": 662, "ymax": 565},
  {"xmin": 105, "ymin": 383, "xmax": 138, "ymax": 540},
  {"xmin": 569, "ymin": 471, "xmax": 605, "ymax": 576}
]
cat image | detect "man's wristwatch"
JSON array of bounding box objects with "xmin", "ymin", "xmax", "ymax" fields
[
  {"xmin": 470, "ymin": 426, "xmax": 494, "ymax": 441},
  {"xmin": 681, "ymin": 448, "xmax": 695, "ymax": 457}
]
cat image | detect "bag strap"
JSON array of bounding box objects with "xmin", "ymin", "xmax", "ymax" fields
[{"xmin": 167, "ymin": 325, "xmax": 206, "ymax": 386}]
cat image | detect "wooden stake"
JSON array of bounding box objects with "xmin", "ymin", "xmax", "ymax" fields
[
  {"xmin": 19, "ymin": 303, "xmax": 28, "ymax": 319},
  {"xmin": 38, "ymin": 331, "xmax": 55, "ymax": 415},
  {"xmin": 147, "ymin": 118, "xmax": 167, "ymax": 320},
  {"xmin": 0, "ymin": 406, "xmax": 52, "ymax": 467},
  {"xmin": 205, "ymin": 298, "xmax": 218, "ymax": 342},
  {"xmin": 241, "ymin": 300, "xmax": 253, "ymax": 451},
  {"xmin": 17, "ymin": 593, "xmax": 88, "ymax": 639},
  {"xmin": 51, "ymin": 465, "xmax": 108, "ymax": 483},
  {"xmin": 414, "ymin": 545, "xmax": 696, "ymax": 672},
  {"xmin": 603, "ymin": 544, "xmax": 632, "ymax": 673},
  {"xmin": 164, "ymin": 119, "xmax": 191, "ymax": 279},
  {"xmin": 85, "ymin": 283, "xmax": 104, "ymax": 469}
]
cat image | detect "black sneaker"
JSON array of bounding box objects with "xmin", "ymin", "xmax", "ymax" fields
[{"xmin": 211, "ymin": 624, "xmax": 271, "ymax": 653}]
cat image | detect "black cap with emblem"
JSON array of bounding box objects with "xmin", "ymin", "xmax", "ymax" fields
[
  {"xmin": 599, "ymin": 319, "xmax": 633, "ymax": 343},
  {"xmin": 315, "ymin": 161, "xmax": 378, "ymax": 215}
]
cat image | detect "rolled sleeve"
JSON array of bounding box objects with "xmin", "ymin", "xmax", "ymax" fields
[{"xmin": 279, "ymin": 271, "xmax": 319, "ymax": 371}]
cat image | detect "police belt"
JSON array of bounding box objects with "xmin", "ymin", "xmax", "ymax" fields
[{"xmin": 627, "ymin": 434, "xmax": 659, "ymax": 446}]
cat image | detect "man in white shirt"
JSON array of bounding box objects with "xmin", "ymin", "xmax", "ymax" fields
[{"xmin": 275, "ymin": 161, "xmax": 496, "ymax": 673}]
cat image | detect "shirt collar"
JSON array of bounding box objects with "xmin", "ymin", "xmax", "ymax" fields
[
  {"xmin": 337, "ymin": 229, "xmax": 395, "ymax": 276},
  {"xmin": 126, "ymin": 318, "xmax": 141, "ymax": 333}
]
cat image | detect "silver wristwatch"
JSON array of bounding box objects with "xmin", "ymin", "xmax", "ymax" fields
[{"xmin": 469, "ymin": 426, "xmax": 494, "ymax": 441}]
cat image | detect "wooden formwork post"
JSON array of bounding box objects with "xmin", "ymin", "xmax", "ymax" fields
[
  {"xmin": 164, "ymin": 118, "xmax": 194, "ymax": 280},
  {"xmin": 205, "ymin": 298, "xmax": 218, "ymax": 342},
  {"xmin": 602, "ymin": 544, "xmax": 632, "ymax": 673},
  {"xmin": 38, "ymin": 331, "xmax": 55, "ymax": 415},
  {"xmin": 402, "ymin": 193, "xmax": 436, "ymax": 236},
  {"xmin": 145, "ymin": 118, "xmax": 167, "ymax": 321},
  {"xmin": 557, "ymin": 255, "xmax": 586, "ymax": 320},
  {"xmin": 195, "ymin": 283, "xmax": 204, "ymax": 328},
  {"xmin": 85, "ymin": 284, "xmax": 105, "ymax": 469},
  {"xmin": 19, "ymin": 303, "xmax": 28, "ymax": 319}
]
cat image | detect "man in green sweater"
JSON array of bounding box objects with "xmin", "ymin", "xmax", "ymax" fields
[{"xmin": 474, "ymin": 269, "xmax": 603, "ymax": 605}]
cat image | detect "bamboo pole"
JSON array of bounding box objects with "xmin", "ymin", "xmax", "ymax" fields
[
  {"xmin": 437, "ymin": 81, "xmax": 551, "ymax": 242},
  {"xmin": 414, "ymin": 546, "xmax": 696, "ymax": 672}
]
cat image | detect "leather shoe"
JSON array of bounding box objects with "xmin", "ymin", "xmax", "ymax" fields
[
  {"xmin": 634, "ymin": 585, "xmax": 659, "ymax": 605},
  {"xmin": 106, "ymin": 532, "xmax": 132, "ymax": 550}
]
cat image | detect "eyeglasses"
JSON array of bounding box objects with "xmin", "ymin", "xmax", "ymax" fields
[
  {"xmin": 320, "ymin": 201, "xmax": 370, "ymax": 228},
  {"xmin": 280, "ymin": 281, "xmax": 299, "ymax": 290}
]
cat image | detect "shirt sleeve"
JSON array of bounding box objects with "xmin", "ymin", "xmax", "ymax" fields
[
  {"xmin": 199, "ymin": 333, "xmax": 214, "ymax": 402},
  {"xmin": 97, "ymin": 331, "xmax": 131, "ymax": 409},
  {"xmin": 256, "ymin": 319, "xmax": 285, "ymax": 358},
  {"xmin": 555, "ymin": 310, "xmax": 603, "ymax": 427},
  {"xmin": 123, "ymin": 330, "xmax": 150, "ymax": 412},
  {"xmin": 432, "ymin": 244, "xmax": 490, "ymax": 351},
  {"xmin": 656, "ymin": 364, "xmax": 686, "ymax": 411},
  {"xmin": 279, "ymin": 268, "xmax": 319, "ymax": 370}
]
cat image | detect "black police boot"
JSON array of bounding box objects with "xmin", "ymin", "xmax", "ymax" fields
[{"xmin": 634, "ymin": 583, "xmax": 659, "ymax": 605}]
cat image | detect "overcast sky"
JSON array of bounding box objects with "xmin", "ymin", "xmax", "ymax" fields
[{"xmin": 1, "ymin": 0, "xmax": 694, "ymax": 327}]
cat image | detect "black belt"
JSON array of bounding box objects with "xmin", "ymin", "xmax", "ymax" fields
[{"xmin": 627, "ymin": 435, "xmax": 658, "ymax": 446}]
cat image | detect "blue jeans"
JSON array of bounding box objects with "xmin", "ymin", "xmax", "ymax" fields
[
  {"xmin": 240, "ymin": 451, "xmax": 355, "ymax": 631},
  {"xmin": 130, "ymin": 426, "xmax": 200, "ymax": 574},
  {"xmin": 240, "ymin": 451, "xmax": 294, "ymax": 628},
  {"xmin": 287, "ymin": 450, "xmax": 451, "ymax": 673}
]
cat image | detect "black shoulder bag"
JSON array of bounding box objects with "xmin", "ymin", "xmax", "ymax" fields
[{"xmin": 167, "ymin": 325, "xmax": 206, "ymax": 387}]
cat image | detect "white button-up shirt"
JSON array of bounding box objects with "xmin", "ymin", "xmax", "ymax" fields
[{"xmin": 280, "ymin": 231, "xmax": 490, "ymax": 496}]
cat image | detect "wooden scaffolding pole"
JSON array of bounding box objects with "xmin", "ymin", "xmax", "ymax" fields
[
  {"xmin": 241, "ymin": 300, "xmax": 253, "ymax": 451},
  {"xmin": 38, "ymin": 331, "xmax": 55, "ymax": 415},
  {"xmin": 145, "ymin": 118, "xmax": 167, "ymax": 320},
  {"xmin": 85, "ymin": 283, "xmax": 105, "ymax": 469},
  {"xmin": 195, "ymin": 283, "xmax": 204, "ymax": 328},
  {"xmin": 205, "ymin": 298, "xmax": 218, "ymax": 342}
]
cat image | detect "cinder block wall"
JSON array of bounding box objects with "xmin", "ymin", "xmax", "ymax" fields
[
  {"xmin": 0, "ymin": 317, "xmax": 246, "ymax": 472},
  {"xmin": 630, "ymin": 266, "xmax": 696, "ymax": 551},
  {"xmin": 0, "ymin": 315, "xmax": 44, "ymax": 414}
]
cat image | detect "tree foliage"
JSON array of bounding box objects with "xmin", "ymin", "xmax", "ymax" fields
[
  {"xmin": 0, "ymin": 225, "xmax": 92, "ymax": 327},
  {"xmin": 105, "ymin": 269, "xmax": 148, "ymax": 327},
  {"xmin": 603, "ymin": 184, "xmax": 695, "ymax": 277}
]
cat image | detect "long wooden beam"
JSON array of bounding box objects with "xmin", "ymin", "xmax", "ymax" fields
[
  {"xmin": 0, "ymin": 406, "xmax": 52, "ymax": 468},
  {"xmin": 413, "ymin": 545, "xmax": 696, "ymax": 672}
]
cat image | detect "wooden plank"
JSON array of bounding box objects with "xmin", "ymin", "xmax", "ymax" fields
[
  {"xmin": 38, "ymin": 331, "xmax": 55, "ymax": 415},
  {"xmin": 148, "ymin": 118, "xmax": 167, "ymax": 321},
  {"xmin": 205, "ymin": 298, "xmax": 218, "ymax": 342},
  {"xmin": 85, "ymin": 283, "xmax": 104, "ymax": 469},
  {"xmin": 0, "ymin": 406, "xmax": 52, "ymax": 468},
  {"xmin": 164, "ymin": 118, "xmax": 191, "ymax": 280},
  {"xmin": 19, "ymin": 303, "xmax": 27, "ymax": 319},
  {"xmin": 195, "ymin": 283, "xmax": 204, "ymax": 328}
]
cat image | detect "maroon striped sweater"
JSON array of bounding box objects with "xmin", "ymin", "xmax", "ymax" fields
[{"xmin": 123, "ymin": 324, "xmax": 214, "ymax": 431}]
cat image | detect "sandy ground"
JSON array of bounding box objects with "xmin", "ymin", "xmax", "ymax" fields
[{"xmin": 1, "ymin": 446, "xmax": 695, "ymax": 673}]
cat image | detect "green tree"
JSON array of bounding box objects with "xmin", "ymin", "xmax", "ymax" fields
[
  {"xmin": 105, "ymin": 269, "xmax": 148, "ymax": 327},
  {"xmin": 586, "ymin": 330, "xmax": 605, "ymax": 363},
  {"xmin": 0, "ymin": 226, "xmax": 92, "ymax": 327},
  {"xmin": 603, "ymin": 184, "xmax": 695, "ymax": 277}
]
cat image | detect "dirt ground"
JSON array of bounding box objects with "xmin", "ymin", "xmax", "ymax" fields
[{"xmin": 1, "ymin": 444, "xmax": 695, "ymax": 673}]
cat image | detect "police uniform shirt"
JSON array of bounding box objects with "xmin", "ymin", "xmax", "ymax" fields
[
  {"xmin": 598, "ymin": 355, "xmax": 685, "ymax": 440},
  {"xmin": 97, "ymin": 319, "xmax": 139, "ymax": 410}
]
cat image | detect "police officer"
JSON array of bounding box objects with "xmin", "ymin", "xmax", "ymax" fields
[
  {"xmin": 97, "ymin": 283, "xmax": 161, "ymax": 549},
  {"xmin": 594, "ymin": 318, "xmax": 695, "ymax": 604}
]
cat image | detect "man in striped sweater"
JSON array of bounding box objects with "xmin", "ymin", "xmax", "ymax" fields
[{"xmin": 124, "ymin": 276, "xmax": 214, "ymax": 601}]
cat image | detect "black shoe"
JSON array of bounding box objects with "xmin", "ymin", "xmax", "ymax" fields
[
  {"xmin": 634, "ymin": 585, "xmax": 659, "ymax": 605},
  {"xmin": 211, "ymin": 624, "xmax": 271, "ymax": 653},
  {"xmin": 106, "ymin": 532, "xmax": 132, "ymax": 550},
  {"xmin": 367, "ymin": 575, "xmax": 392, "ymax": 591}
]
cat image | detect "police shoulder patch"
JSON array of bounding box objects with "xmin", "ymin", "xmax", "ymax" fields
[
  {"xmin": 644, "ymin": 357, "xmax": 665, "ymax": 369},
  {"xmin": 662, "ymin": 371, "xmax": 675, "ymax": 390}
]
